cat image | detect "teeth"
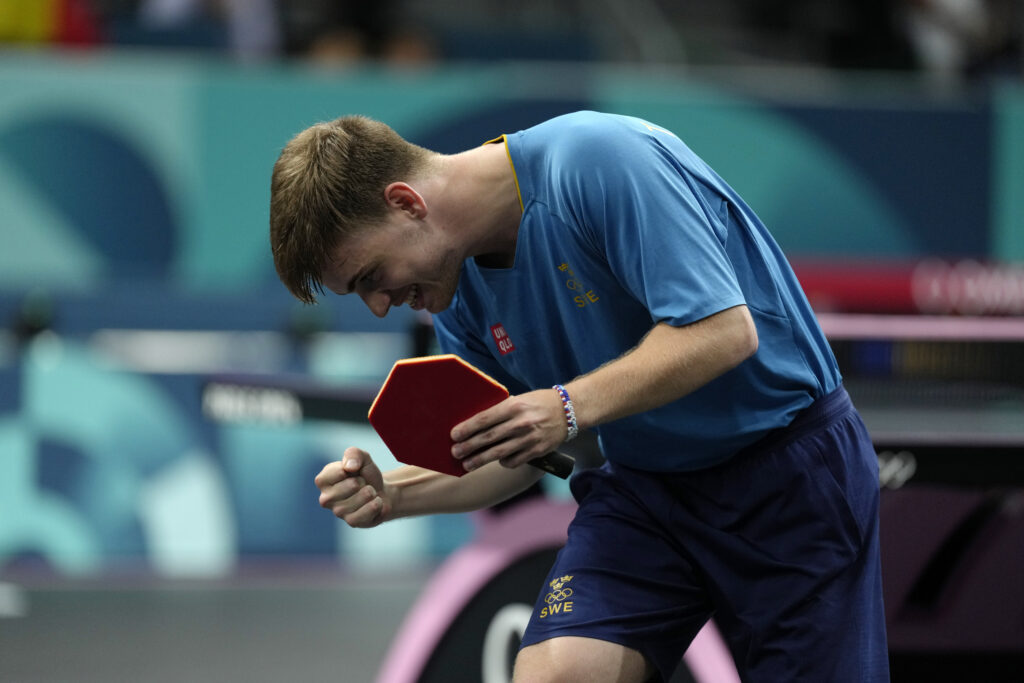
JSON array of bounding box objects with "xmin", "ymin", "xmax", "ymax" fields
[{"xmin": 406, "ymin": 285, "xmax": 418, "ymax": 307}]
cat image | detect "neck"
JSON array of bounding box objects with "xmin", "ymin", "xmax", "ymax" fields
[{"xmin": 432, "ymin": 142, "xmax": 521, "ymax": 267}]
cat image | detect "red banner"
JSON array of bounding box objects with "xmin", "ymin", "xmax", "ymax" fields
[{"xmin": 793, "ymin": 259, "xmax": 1024, "ymax": 316}]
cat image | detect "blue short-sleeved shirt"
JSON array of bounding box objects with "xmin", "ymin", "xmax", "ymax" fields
[{"xmin": 433, "ymin": 111, "xmax": 840, "ymax": 471}]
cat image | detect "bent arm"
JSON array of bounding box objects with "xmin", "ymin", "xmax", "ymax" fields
[
  {"xmin": 568, "ymin": 304, "xmax": 758, "ymax": 429},
  {"xmin": 451, "ymin": 304, "xmax": 758, "ymax": 472},
  {"xmin": 573, "ymin": 305, "xmax": 757, "ymax": 428}
]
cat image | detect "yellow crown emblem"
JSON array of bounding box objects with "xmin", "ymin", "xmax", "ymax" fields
[{"xmin": 549, "ymin": 575, "xmax": 573, "ymax": 591}]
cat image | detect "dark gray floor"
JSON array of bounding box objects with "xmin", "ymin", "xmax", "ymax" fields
[{"xmin": 0, "ymin": 568, "xmax": 430, "ymax": 683}]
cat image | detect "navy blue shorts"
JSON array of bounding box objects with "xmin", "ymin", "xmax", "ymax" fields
[{"xmin": 520, "ymin": 386, "xmax": 889, "ymax": 682}]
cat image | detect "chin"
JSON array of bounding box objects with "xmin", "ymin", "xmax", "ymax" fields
[
  {"xmin": 427, "ymin": 270, "xmax": 461, "ymax": 314},
  {"xmin": 427, "ymin": 290, "xmax": 455, "ymax": 314}
]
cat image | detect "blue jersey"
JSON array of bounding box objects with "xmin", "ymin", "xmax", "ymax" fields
[{"xmin": 433, "ymin": 111, "xmax": 840, "ymax": 471}]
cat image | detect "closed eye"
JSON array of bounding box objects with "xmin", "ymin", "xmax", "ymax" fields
[{"xmin": 358, "ymin": 268, "xmax": 380, "ymax": 290}]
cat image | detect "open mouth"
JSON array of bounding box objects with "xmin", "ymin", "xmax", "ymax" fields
[{"xmin": 405, "ymin": 284, "xmax": 420, "ymax": 308}]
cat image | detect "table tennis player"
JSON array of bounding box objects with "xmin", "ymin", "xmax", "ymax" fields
[{"xmin": 270, "ymin": 111, "xmax": 889, "ymax": 682}]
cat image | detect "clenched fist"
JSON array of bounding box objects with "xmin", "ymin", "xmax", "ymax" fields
[{"xmin": 314, "ymin": 447, "xmax": 392, "ymax": 528}]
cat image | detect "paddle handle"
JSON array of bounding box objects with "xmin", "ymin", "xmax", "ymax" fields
[{"xmin": 530, "ymin": 451, "xmax": 575, "ymax": 479}]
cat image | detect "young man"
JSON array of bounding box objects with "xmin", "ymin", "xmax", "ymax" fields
[{"xmin": 270, "ymin": 111, "xmax": 889, "ymax": 682}]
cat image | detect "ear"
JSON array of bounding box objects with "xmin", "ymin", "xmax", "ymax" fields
[{"xmin": 383, "ymin": 182, "xmax": 427, "ymax": 219}]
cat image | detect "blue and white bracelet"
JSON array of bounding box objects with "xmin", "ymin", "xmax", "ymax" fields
[{"xmin": 552, "ymin": 384, "xmax": 579, "ymax": 442}]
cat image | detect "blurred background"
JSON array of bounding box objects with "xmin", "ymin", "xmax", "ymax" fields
[{"xmin": 0, "ymin": 0, "xmax": 1022, "ymax": 681}]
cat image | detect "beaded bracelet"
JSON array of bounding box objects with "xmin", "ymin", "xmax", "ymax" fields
[{"xmin": 552, "ymin": 384, "xmax": 579, "ymax": 442}]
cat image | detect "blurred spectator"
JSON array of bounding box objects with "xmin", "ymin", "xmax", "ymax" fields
[
  {"xmin": 305, "ymin": 26, "xmax": 436, "ymax": 67},
  {"xmin": 278, "ymin": 0, "xmax": 436, "ymax": 67},
  {"xmin": 0, "ymin": 0, "xmax": 103, "ymax": 47},
  {"xmin": 901, "ymin": 0, "xmax": 1023, "ymax": 80},
  {"xmin": 739, "ymin": 0, "xmax": 916, "ymax": 70},
  {"xmin": 2, "ymin": 0, "xmax": 1016, "ymax": 76},
  {"xmin": 826, "ymin": 0, "xmax": 919, "ymax": 69},
  {"xmin": 904, "ymin": 0, "xmax": 990, "ymax": 78},
  {"xmin": 736, "ymin": 0, "xmax": 1020, "ymax": 78},
  {"xmin": 131, "ymin": 0, "xmax": 280, "ymax": 59}
]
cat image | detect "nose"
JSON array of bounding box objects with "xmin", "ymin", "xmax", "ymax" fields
[{"xmin": 359, "ymin": 290, "xmax": 392, "ymax": 318}]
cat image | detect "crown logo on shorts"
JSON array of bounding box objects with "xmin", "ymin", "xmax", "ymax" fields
[{"xmin": 549, "ymin": 575, "xmax": 573, "ymax": 591}]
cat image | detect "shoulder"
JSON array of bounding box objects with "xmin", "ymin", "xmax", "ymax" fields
[
  {"xmin": 526, "ymin": 111, "xmax": 638, "ymax": 155},
  {"xmin": 536, "ymin": 112, "xmax": 694, "ymax": 173},
  {"xmin": 509, "ymin": 112, "xmax": 652, "ymax": 189}
]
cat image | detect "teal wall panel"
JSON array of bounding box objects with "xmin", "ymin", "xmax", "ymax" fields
[{"xmin": 994, "ymin": 84, "xmax": 1024, "ymax": 262}]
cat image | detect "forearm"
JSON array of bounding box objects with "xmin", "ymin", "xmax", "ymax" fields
[
  {"xmin": 447, "ymin": 306, "xmax": 757, "ymax": 474},
  {"xmin": 384, "ymin": 460, "xmax": 543, "ymax": 519},
  {"xmin": 566, "ymin": 305, "xmax": 758, "ymax": 429}
]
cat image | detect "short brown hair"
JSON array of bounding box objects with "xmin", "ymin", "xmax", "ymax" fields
[{"xmin": 269, "ymin": 116, "xmax": 430, "ymax": 303}]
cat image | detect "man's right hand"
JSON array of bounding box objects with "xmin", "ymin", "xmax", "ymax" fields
[{"xmin": 315, "ymin": 447, "xmax": 391, "ymax": 528}]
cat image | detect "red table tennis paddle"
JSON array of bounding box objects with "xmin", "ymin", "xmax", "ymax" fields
[{"xmin": 368, "ymin": 355, "xmax": 575, "ymax": 478}]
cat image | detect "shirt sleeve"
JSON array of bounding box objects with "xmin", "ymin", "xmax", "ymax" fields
[{"xmin": 561, "ymin": 123, "xmax": 746, "ymax": 327}]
